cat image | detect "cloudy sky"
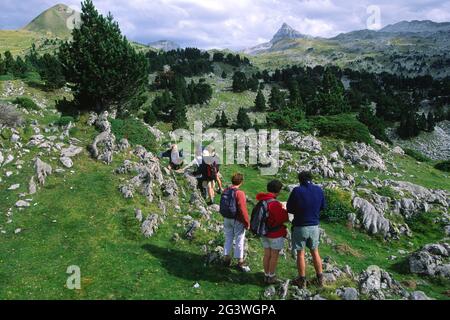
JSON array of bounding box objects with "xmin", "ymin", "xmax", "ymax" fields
[{"xmin": 1, "ymin": 0, "xmax": 450, "ymax": 49}]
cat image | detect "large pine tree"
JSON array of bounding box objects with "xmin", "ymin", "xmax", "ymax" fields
[{"xmin": 59, "ymin": 0, "xmax": 149, "ymax": 116}]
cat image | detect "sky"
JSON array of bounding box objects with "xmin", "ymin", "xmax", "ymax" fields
[{"xmin": 1, "ymin": 0, "xmax": 450, "ymax": 49}]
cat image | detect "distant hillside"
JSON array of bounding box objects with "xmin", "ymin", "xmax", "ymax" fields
[
  {"xmin": 22, "ymin": 3, "xmax": 79, "ymax": 38},
  {"xmin": 248, "ymin": 20, "xmax": 450, "ymax": 78},
  {"xmin": 380, "ymin": 20, "xmax": 450, "ymax": 34},
  {"xmin": 148, "ymin": 40, "xmax": 180, "ymax": 52}
]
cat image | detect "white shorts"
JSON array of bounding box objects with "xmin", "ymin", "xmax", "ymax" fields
[{"xmin": 261, "ymin": 237, "xmax": 285, "ymax": 251}]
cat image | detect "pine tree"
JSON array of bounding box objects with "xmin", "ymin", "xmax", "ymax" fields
[
  {"xmin": 269, "ymin": 87, "xmax": 285, "ymax": 110},
  {"xmin": 235, "ymin": 108, "xmax": 252, "ymax": 130},
  {"xmin": 144, "ymin": 107, "xmax": 157, "ymax": 125},
  {"xmin": 172, "ymin": 95, "xmax": 188, "ymax": 130},
  {"xmin": 220, "ymin": 111, "xmax": 228, "ymax": 128},
  {"xmin": 232, "ymin": 71, "xmax": 247, "ymax": 92},
  {"xmin": 221, "ymin": 71, "xmax": 227, "ymax": 79},
  {"xmin": 59, "ymin": 0, "xmax": 149, "ymax": 116},
  {"xmin": 41, "ymin": 53, "xmax": 66, "ymax": 89},
  {"xmin": 254, "ymin": 89, "xmax": 266, "ymax": 112},
  {"xmin": 317, "ymin": 69, "xmax": 350, "ymax": 115},
  {"xmin": 212, "ymin": 114, "xmax": 221, "ymax": 127}
]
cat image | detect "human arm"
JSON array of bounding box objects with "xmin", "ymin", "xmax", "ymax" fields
[{"xmin": 236, "ymin": 190, "xmax": 250, "ymax": 229}]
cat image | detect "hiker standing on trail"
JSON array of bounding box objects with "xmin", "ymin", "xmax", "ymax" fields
[
  {"xmin": 159, "ymin": 144, "xmax": 184, "ymax": 171},
  {"xmin": 200, "ymin": 149, "xmax": 220, "ymax": 205},
  {"xmin": 287, "ymin": 171, "xmax": 326, "ymax": 289},
  {"xmin": 208, "ymin": 147, "xmax": 224, "ymax": 195},
  {"xmin": 220, "ymin": 173, "xmax": 251, "ymax": 272},
  {"xmin": 255, "ymin": 180, "xmax": 289, "ymax": 284}
]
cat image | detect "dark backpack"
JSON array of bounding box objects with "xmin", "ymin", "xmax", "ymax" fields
[
  {"xmin": 220, "ymin": 188, "xmax": 238, "ymax": 219},
  {"xmin": 204, "ymin": 162, "xmax": 218, "ymax": 180},
  {"xmin": 250, "ymin": 199, "xmax": 280, "ymax": 237}
]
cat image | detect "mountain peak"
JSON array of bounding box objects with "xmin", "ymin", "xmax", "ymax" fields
[
  {"xmin": 271, "ymin": 22, "xmax": 306, "ymax": 43},
  {"xmin": 22, "ymin": 3, "xmax": 79, "ymax": 38}
]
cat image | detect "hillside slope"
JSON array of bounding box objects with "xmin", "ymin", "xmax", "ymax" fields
[{"xmin": 1, "ymin": 78, "xmax": 449, "ymax": 300}]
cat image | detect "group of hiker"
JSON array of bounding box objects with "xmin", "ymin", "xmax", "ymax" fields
[
  {"xmin": 219, "ymin": 171, "xmax": 325, "ymax": 288},
  {"xmin": 159, "ymin": 144, "xmax": 326, "ymax": 288},
  {"xmin": 158, "ymin": 143, "xmax": 223, "ymax": 205}
]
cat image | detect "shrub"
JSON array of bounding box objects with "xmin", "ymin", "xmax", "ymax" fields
[
  {"xmin": 404, "ymin": 148, "xmax": 431, "ymax": 162},
  {"xmin": 435, "ymin": 161, "xmax": 450, "ymax": 172},
  {"xmin": 311, "ymin": 114, "xmax": 373, "ymax": 144},
  {"xmin": 57, "ymin": 116, "xmax": 75, "ymax": 127},
  {"xmin": 13, "ymin": 97, "xmax": 39, "ymax": 111},
  {"xmin": 110, "ymin": 118, "xmax": 156, "ymax": 152},
  {"xmin": 322, "ymin": 188, "xmax": 354, "ymax": 222},
  {"xmin": 376, "ymin": 186, "xmax": 398, "ymax": 199}
]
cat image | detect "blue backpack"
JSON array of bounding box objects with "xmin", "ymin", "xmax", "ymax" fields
[{"xmin": 220, "ymin": 188, "xmax": 238, "ymax": 219}]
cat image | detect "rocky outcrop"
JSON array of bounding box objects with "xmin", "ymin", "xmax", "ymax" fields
[
  {"xmin": 281, "ymin": 131, "xmax": 322, "ymax": 153},
  {"xmin": 35, "ymin": 158, "xmax": 52, "ymax": 185},
  {"xmin": 339, "ymin": 142, "xmax": 386, "ymax": 171},
  {"xmin": 141, "ymin": 214, "xmax": 160, "ymax": 238},
  {"xmin": 408, "ymin": 243, "xmax": 450, "ymax": 279},
  {"xmin": 88, "ymin": 111, "xmax": 116, "ymax": 165},
  {"xmin": 352, "ymin": 197, "xmax": 391, "ymax": 237},
  {"xmin": 358, "ymin": 265, "xmax": 406, "ymax": 300}
]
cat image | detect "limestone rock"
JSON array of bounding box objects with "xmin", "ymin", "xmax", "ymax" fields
[
  {"xmin": 28, "ymin": 176, "xmax": 37, "ymax": 195},
  {"xmin": 60, "ymin": 157, "xmax": 73, "ymax": 168},
  {"xmin": 61, "ymin": 145, "xmax": 83, "ymax": 158},
  {"xmin": 352, "ymin": 197, "xmax": 391, "ymax": 236},
  {"xmin": 35, "ymin": 158, "xmax": 52, "ymax": 185},
  {"xmin": 141, "ymin": 214, "xmax": 160, "ymax": 238},
  {"xmin": 340, "ymin": 142, "xmax": 386, "ymax": 171},
  {"xmin": 15, "ymin": 200, "xmax": 30, "ymax": 207}
]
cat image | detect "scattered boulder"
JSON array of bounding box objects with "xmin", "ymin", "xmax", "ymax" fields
[
  {"xmin": 28, "ymin": 176, "xmax": 37, "ymax": 195},
  {"xmin": 35, "ymin": 158, "xmax": 52, "ymax": 185},
  {"xmin": 61, "ymin": 145, "xmax": 83, "ymax": 158},
  {"xmin": 119, "ymin": 185, "xmax": 134, "ymax": 199},
  {"xmin": 141, "ymin": 214, "xmax": 160, "ymax": 238},
  {"xmin": 408, "ymin": 243, "xmax": 450, "ymax": 279},
  {"xmin": 117, "ymin": 138, "xmax": 130, "ymax": 151},
  {"xmin": 60, "ymin": 157, "xmax": 73, "ymax": 168},
  {"xmin": 392, "ymin": 146, "xmax": 405, "ymax": 156},
  {"xmin": 15, "ymin": 200, "xmax": 30, "ymax": 208},
  {"xmin": 135, "ymin": 209, "xmax": 143, "ymax": 222},
  {"xmin": 336, "ymin": 287, "xmax": 359, "ymax": 300},
  {"xmin": 358, "ymin": 265, "xmax": 404, "ymax": 300}
]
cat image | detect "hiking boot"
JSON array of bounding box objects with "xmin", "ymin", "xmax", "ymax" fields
[
  {"xmin": 237, "ymin": 263, "xmax": 251, "ymax": 273},
  {"xmin": 223, "ymin": 257, "xmax": 232, "ymax": 268},
  {"xmin": 292, "ymin": 276, "xmax": 307, "ymax": 289},
  {"xmin": 317, "ymin": 273, "xmax": 324, "ymax": 288}
]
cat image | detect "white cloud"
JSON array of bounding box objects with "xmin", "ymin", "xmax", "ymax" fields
[{"xmin": 0, "ymin": 0, "xmax": 449, "ymax": 49}]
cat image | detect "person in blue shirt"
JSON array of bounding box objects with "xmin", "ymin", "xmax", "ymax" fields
[{"xmin": 287, "ymin": 171, "xmax": 326, "ymax": 289}]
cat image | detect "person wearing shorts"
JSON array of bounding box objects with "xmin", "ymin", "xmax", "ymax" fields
[
  {"xmin": 287, "ymin": 171, "xmax": 326, "ymax": 289},
  {"xmin": 256, "ymin": 180, "xmax": 289, "ymax": 285}
]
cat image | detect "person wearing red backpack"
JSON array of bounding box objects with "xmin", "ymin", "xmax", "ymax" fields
[
  {"xmin": 255, "ymin": 180, "xmax": 289, "ymax": 284},
  {"xmin": 220, "ymin": 173, "xmax": 251, "ymax": 272}
]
